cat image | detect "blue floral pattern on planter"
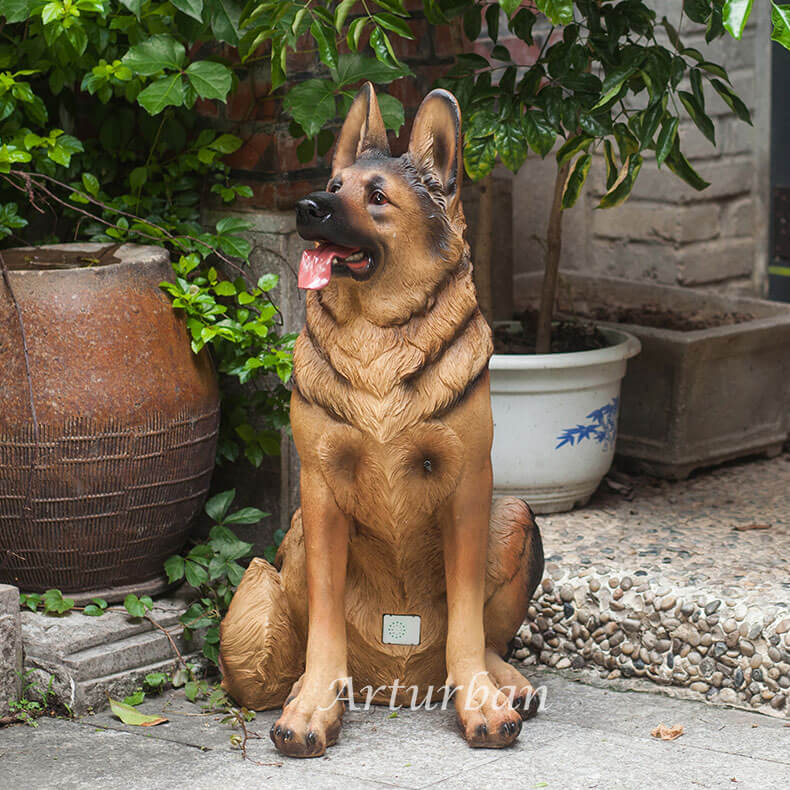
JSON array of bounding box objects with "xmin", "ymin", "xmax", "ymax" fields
[{"xmin": 555, "ymin": 397, "xmax": 619, "ymax": 450}]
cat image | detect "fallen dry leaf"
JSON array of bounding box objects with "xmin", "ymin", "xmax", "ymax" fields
[
  {"xmin": 109, "ymin": 698, "xmax": 168, "ymax": 727},
  {"xmin": 651, "ymin": 723, "xmax": 684, "ymax": 741},
  {"xmin": 734, "ymin": 523, "xmax": 771, "ymax": 531}
]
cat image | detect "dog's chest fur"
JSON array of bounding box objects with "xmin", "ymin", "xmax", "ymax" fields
[{"xmin": 293, "ymin": 266, "xmax": 492, "ymax": 539}]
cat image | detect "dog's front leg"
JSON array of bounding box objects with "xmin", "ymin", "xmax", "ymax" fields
[
  {"xmin": 270, "ymin": 465, "xmax": 350, "ymax": 758},
  {"xmin": 440, "ymin": 453, "xmax": 523, "ymax": 749}
]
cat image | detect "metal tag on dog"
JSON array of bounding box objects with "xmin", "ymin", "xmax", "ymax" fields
[{"xmin": 382, "ymin": 614, "xmax": 421, "ymax": 645}]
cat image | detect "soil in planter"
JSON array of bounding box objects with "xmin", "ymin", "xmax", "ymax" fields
[
  {"xmin": 565, "ymin": 304, "xmax": 755, "ymax": 331},
  {"xmin": 493, "ymin": 310, "xmax": 609, "ymax": 354}
]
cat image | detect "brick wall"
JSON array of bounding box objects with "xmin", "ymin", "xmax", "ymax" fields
[
  {"xmin": 512, "ymin": 1, "xmax": 772, "ymax": 298},
  {"xmin": 199, "ymin": 5, "xmax": 465, "ymax": 211}
]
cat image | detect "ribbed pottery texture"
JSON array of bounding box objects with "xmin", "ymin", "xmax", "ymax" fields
[{"xmin": 0, "ymin": 243, "xmax": 219, "ymax": 597}]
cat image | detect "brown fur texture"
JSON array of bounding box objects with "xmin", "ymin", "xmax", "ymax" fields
[{"xmin": 219, "ymin": 84, "xmax": 544, "ymax": 757}]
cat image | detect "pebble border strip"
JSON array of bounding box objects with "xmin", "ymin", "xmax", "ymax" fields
[{"xmin": 514, "ymin": 572, "xmax": 790, "ymax": 718}]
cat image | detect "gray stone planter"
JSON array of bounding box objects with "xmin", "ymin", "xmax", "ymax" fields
[{"xmin": 514, "ymin": 272, "xmax": 790, "ymax": 479}]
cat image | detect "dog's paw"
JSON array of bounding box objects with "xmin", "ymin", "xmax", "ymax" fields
[
  {"xmin": 453, "ymin": 672, "xmax": 523, "ymax": 749},
  {"xmin": 270, "ymin": 673, "xmax": 346, "ymax": 758}
]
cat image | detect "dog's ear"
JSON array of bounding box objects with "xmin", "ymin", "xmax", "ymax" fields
[
  {"xmin": 332, "ymin": 82, "xmax": 390, "ymax": 175},
  {"xmin": 408, "ymin": 89, "xmax": 462, "ymax": 207}
]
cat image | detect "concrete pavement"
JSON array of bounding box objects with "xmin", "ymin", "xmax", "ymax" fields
[{"xmin": 1, "ymin": 670, "xmax": 788, "ymax": 789}]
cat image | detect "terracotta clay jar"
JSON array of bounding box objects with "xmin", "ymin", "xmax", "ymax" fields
[{"xmin": 0, "ymin": 243, "xmax": 219, "ymax": 600}]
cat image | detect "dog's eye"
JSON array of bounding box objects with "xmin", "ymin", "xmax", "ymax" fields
[
  {"xmin": 370, "ymin": 190, "xmax": 388, "ymax": 205},
  {"xmin": 329, "ymin": 183, "xmax": 341, "ymax": 193}
]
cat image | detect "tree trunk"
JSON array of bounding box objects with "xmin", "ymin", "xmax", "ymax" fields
[
  {"xmin": 535, "ymin": 163, "xmax": 569, "ymax": 354},
  {"xmin": 473, "ymin": 173, "xmax": 494, "ymax": 324}
]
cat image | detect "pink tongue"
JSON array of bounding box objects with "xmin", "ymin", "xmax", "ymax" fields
[
  {"xmin": 298, "ymin": 246, "xmax": 334, "ymax": 290},
  {"xmin": 298, "ymin": 245, "xmax": 350, "ymax": 290}
]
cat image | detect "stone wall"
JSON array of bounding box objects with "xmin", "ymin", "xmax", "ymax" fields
[
  {"xmin": 512, "ymin": 2, "xmax": 772, "ymax": 299},
  {"xmin": 0, "ymin": 584, "xmax": 22, "ymax": 715}
]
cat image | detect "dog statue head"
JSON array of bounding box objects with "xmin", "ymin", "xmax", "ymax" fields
[{"xmin": 295, "ymin": 83, "xmax": 468, "ymax": 325}]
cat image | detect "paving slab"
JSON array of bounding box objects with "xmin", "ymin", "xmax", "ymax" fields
[
  {"xmin": 514, "ymin": 452, "xmax": 790, "ymax": 718},
  {"xmin": 1, "ymin": 671, "xmax": 788, "ymax": 790}
]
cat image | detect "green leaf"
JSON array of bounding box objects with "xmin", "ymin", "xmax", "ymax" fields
[
  {"xmin": 710, "ymin": 79, "xmax": 753, "ymax": 124},
  {"xmin": 214, "ymin": 280, "xmax": 237, "ymax": 296},
  {"xmin": 185, "ymin": 62, "xmax": 233, "ymax": 101},
  {"xmin": 522, "ymin": 111, "xmax": 555, "ymax": 157},
  {"xmin": 130, "ymin": 166, "xmax": 147, "ymax": 191},
  {"xmin": 665, "ymin": 139, "xmax": 710, "ymax": 190},
  {"xmin": 311, "ymin": 20, "xmax": 338, "ymax": 73},
  {"xmin": 124, "ymin": 594, "xmax": 147, "ymax": 619},
  {"xmin": 164, "ymin": 554, "xmax": 185, "ymax": 583},
  {"xmin": 690, "ymin": 68, "xmax": 705, "ymax": 109},
  {"xmin": 209, "ymin": 0, "xmax": 241, "ymax": 45},
  {"xmin": 592, "ymin": 66, "xmax": 635, "ymax": 109},
  {"xmin": 723, "ymin": 0, "xmax": 753, "ymax": 39},
  {"xmin": 499, "ymin": 0, "xmax": 520, "ymax": 16},
  {"xmin": 42, "ymin": 589, "xmax": 75, "ymax": 615},
  {"xmin": 598, "ymin": 154, "xmax": 643, "ymax": 209},
  {"xmin": 2, "ymin": 1, "xmax": 35, "ymax": 23},
  {"xmin": 283, "ymin": 80, "xmax": 336, "ymax": 138},
  {"xmin": 510, "ymin": 9, "xmax": 536, "ymax": 45},
  {"xmin": 210, "ymin": 134, "xmax": 242, "ymax": 153},
  {"xmin": 638, "ymin": 101, "xmax": 664, "ymax": 148},
  {"xmin": 171, "ymin": 0, "xmax": 204, "ymax": 21},
  {"xmin": 205, "ymin": 489, "xmax": 235, "ymax": 522},
  {"xmin": 258, "ymin": 273, "xmax": 279, "ymax": 290},
  {"xmin": 536, "ymin": 0, "xmax": 573, "ymax": 26},
  {"xmin": 377, "ymin": 93, "xmax": 404, "ymax": 133},
  {"xmin": 144, "ymin": 672, "xmax": 168, "ymax": 689},
  {"xmin": 334, "ymin": 53, "xmax": 410, "ymax": 87},
  {"xmin": 464, "ymin": 6, "xmax": 482, "ymax": 40},
  {"xmin": 485, "ymin": 3, "xmax": 499, "ymax": 42},
  {"xmin": 185, "ymin": 559, "xmax": 210, "ymax": 587},
  {"xmin": 20, "ymin": 592, "xmax": 41, "ymax": 612},
  {"xmin": 561, "ymin": 153, "xmax": 592, "ymax": 209},
  {"xmin": 335, "ymin": 0, "xmax": 356, "ymax": 32},
  {"xmin": 678, "ymin": 90, "xmax": 716, "ymax": 145},
  {"xmin": 123, "ymin": 35, "xmax": 186, "ymax": 75},
  {"xmin": 369, "ymin": 26, "xmax": 396, "ymax": 64},
  {"xmin": 375, "ymin": 12, "xmax": 414, "ymax": 39},
  {"xmin": 48, "ymin": 135, "xmax": 84, "ymax": 167},
  {"xmin": 224, "ymin": 506, "xmax": 267, "ymax": 525},
  {"xmin": 494, "ymin": 122, "xmax": 527, "ymax": 172},
  {"xmin": 556, "ymin": 133, "xmax": 592, "ymax": 167},
  {"xmin": 463, "ymin": 134, "xmax": 496, "ymax": 181},
  {"xmin": 136, "ymin": 75, "xmax": 186, "ymax": 115},
  {"xmin": 685, "ymin": 0, "xmax": 711, "ymax": 24},
  {"xmin": 772, "ymin": 3, "xmax": 790, "ymax": 50},
  {"xmin": 124, "ymin": 690, "xmax": 146, "ymax": 706},
  {"xmin": 117, "ymin": 0, "xmax": 142, "ymax": 15},
  {"xmin": 655, "ymin": 117, "xmax": 679, "ymax": 166},
  {"xmin": 83, "ymin": 604, "xmax": 105, "ymax": 616},
  {"xmin": 347, "ymin": 17, "xmax": 367, "ymax": 51},
  {"xmin": 109, "ymin": 698, "xmax": 168, "ymax": 726},
  {"xmin": 81, "ymin": 172, "xmax": 100, "ymax": 197},
  {"xmin": 603, "ymin": 139, "xmax": 618, "ymax": 189},
  {"xmin": 698, "ymin": 61, "xmax": 730, "ymax": 81}
]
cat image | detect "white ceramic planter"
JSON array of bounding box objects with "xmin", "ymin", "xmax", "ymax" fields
[{"xmin": 489, "ymin": 328, "xmax": 641, "ymax": 514}]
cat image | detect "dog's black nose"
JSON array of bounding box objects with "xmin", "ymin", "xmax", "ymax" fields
[{"xmin": 296, "ymin": 194, "xmax": 332, "ymax": 224}]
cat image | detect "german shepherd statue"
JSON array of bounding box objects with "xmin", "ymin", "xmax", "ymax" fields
[{"xmin": 219, "ymin": 83, "xmax": 545, "ymax": 757}]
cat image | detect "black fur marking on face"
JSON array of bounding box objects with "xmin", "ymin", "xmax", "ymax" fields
[{"xmin": 398, "ymin": 155, "xmax": 452, "ymax": 257}]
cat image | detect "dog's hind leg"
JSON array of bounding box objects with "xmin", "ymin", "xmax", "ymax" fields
[
  {"xmin": 219, "ymin": 517, "xmax": 307, "ymax": 711},
  {"xmin": 483, "ymin": 496, "xmax": 545, "ymax": 719}
]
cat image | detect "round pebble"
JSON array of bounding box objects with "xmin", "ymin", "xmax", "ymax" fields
[{"xmin": 719, "ymin": 688, "xmax": 737, "ymax": 704}]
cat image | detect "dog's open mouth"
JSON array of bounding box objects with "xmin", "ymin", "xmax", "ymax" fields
[{"xmin": 298, "ymin": 242, "xmax": 375, "ymax": 290}]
